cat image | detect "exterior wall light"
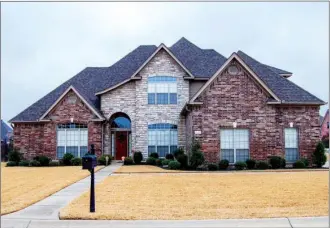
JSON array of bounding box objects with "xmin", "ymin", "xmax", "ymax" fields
[
  {"xmin": 289, "ymin": 122, "xmax": 293, "ymax": 128},
  {"xmin": 233, "ymin": 122, "xmax": 237, "ymax": 128}
]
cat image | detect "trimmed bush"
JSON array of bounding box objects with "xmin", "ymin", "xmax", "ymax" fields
[
  {"xmin": 174, "ymin": 148, "xmax": 184, "ymax": 159},
  {"xmin": 146, "ymin": 157, "xmax": 157, "ymax": 166},
  {"xmin": 33, "ymin": 155, "xmax": 51, "ymax": 166},
  {"xmin": 71, "ymin": 158, "xmax": 82, "ymax": 166},
  {"xmin": 133, "ymin": 151, "xmax": 143, "ymax": 164},
  {"xmin": 293, "ymin": 160, "xmax": 306, "ymax": 169},
  {"xmin": 256, "ymin": 161, "xmax": 269, "ymax": 170},
  {"xmin": 168, "ymin": 161, "xmax": 181, "ymax": 170},
  {"xmin": 149, "ymin": 152, "xmax": 159, "ymax": 159},
  {"xmin": 219, "ymin": 159, "xmax": 229, "ymax": 170},
  {"xmin": 176, "ymin": 154, "xmax": 188, "ymax": 169},
  {"xmin": 268, "ymin": 156, "xmax": 283, "ymax": 169},
  {"xmin": 6, "ymin": 161, "xmax": 17, "ymax": 167},
  {"xmin": 155, "ymin": 158, "xmax": 164, "ymax": 167},
  {"xmin": 300, "ymin": 158, "xmax": 309, "ymax": 167},
  {"xmin": 8, "ymin": 149, "xmax": 23, "ymax": 164},
  {"xmin": 18, "ymin": 160, "xmax": 30, "ymax": 167},
  {"xmin": 29, "ymin": 160, "xmax": 41, "ymax": 167},
  {"xmin": 234, "ymin": 161, "xmax": 247, "ymax": 170},
  {"xmin": 196, "ymin": 164, "xmax": 208, "ymax": 171},
  {"xmin": 98, "ymin": 155, "xmax": 112, "ymax": 166},
  {"xmin": 246, "ymin": 159, "xmax": 256, "ymax": 169},
  {"xmin": 280, "ymin": 157, "xmax": 286, "ymax": 168},
  {"xmin": 124, "ymin": 157, "xmax": 134, "ymax": 165},
  {"xmin": 62, "ymin": 153, "xmax": 74, "ymax": 166},
  {"xmin": 313, "ymin": 141, "xmax": 327, "ymax": 168},
  {"xmin": 208, "ymin": 163, "xmax": 218, "ymax": 171},
  {"xmin": 161, "ymin": 159, "xmax": 171, "ymax": 166},
  {"xmin": 49, "ymin": 161, "xmax": 60, "ymax": 166},
  {"xmin": 165, "ymin": 153, "xmax": 174, "ymax": 160}
]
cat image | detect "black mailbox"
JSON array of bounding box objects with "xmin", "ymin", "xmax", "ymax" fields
[{"xmin": 82, "ymin": 154, "xmax": 97, "ymax": 170}]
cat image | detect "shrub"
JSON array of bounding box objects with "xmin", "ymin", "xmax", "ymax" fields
[
  {"xmin": 268, "ymin": 156, "xmax": 283, "ymax": 169},
  {"xmin": 71, "ymin": 157, "xmax": 82, "ymax": 166},
  {"xmin": 18, "ymin": 160, "xmax": 30, "ymax": 167},
  {"xmin": 124, "ymin": 157, "xmax": 134, "ymax": 165},
  {"xmin": 6, "ymin": 161, "xmax": 17, "ymax": 167},
  {"xmin": 246, "ymin": 159, "xmax": 256, "ymax": 169},
  {"xmin": 8, "ymin": 149, "xmax": 23, "ymax": 164},
  {"xmin": 208, "ymin": 163, "xmax": 218, "ymax": 171},
  {"xmin": 155, "ymin": 158, "xmax": 164, "ymax": 167},
  {"xmin": 300, "ymin": 158, "xmax": 309, "ymax": 167},
  {"xmin": 313, "ymin": 141, "xmax": 327, "ymax": 168},
  {"xmin": 174, "ymin": 148, "xmax": 184, "ymax": 159},
  {"xmin": 161, "ymin": 159, "xmax": 171, "ymax": 166},
  {"xmin": 165, "ymin": 153, "xmax": 174, "ymax": 160},
  {"xmin": 219, "ymin": 159, "xmax": 229, "ymax": 170},
  {"xmin": 176, "ymin": 154, "xmax": 188, "ymax": 169},
  {"xmin": 49, "ymin": 161, "xmax": 60, "ymax": 166},
  {"xmin": 149, "ymin": 152, "xmax": 159, "ymax": 159},
  {"xmin": 33, "ymin": 155, "xmax": 51, "ymax": 166},
  {"xmin": 196, "ymin": 164, "xmax": 208, "ymax": 171},
  {"xmin": 293, "ymin": 160, "xmax": 306, "ymax": 169},
  {"xmin": 168, "ymin": 161, "xmax": 181, "ymax": 170},
  {"xmin": 62, "ymin": 153, "xmax": 74, "ymax": 166},
  {"xmin": 133, "ymin": 151, "xmax": 143, "ymax": 164},
  {"xmin": 98, "ymin": 155, "xmax": 112, "ymax": 166},
  {"xmin": 146, "ymin": 157, "xmax": 157, "ymax": 166},
  {"xmin": 29, "ymin": 160, "xmax": 41, "ymax": 167},
  {"xmin": 189, "ymin": 141, "xmax": 205, "ymax": 169},
  {"xmin": 234, "ymin": 161, "xmax": 247, "ymax": 170},
  {"xmin": 256, "ymin": 161, "xmax": 269, "ymax": 170},
  {"xmin": 280, "ymin": 157, "xmax": 286, "ymax": 168}
]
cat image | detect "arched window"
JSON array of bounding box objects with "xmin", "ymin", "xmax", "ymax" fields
[
  {"xmin": 148, "ymin": 123, "xmax": 178, "ymax": 157},
  {"xmin": 148, "ymin": 76, "xmax": 177, "ymax": 104},
  {"xmin": 56, "ymin": 123, "xmax": 88, "ymax": 159},
  {"xmin": 111, "ymin": 116, "xmax": 131, "ymax": 129}
]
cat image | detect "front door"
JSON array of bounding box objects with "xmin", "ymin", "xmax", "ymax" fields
[{"xmin": 115, "ymin": 132, "xmax": 128, "ymax": 160}]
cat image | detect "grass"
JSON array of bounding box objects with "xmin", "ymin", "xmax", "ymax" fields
[
  {"xmin": 1, "ymin": 163, "xmax": 103, "ymax": 215},
  {"xmin": 60, "ymin": 171, "xmax": 328, "ymax": 220},
  {"xmin": 114, "ymin": 165, "xmax": 177, "ymax": 173}
]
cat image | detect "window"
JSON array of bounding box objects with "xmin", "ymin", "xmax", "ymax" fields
[
  {"xmin": 56, "ymin": 123, "xmax": 88, "ymax": 159},
  {"xmin": 111, "ymin": 116, "xmax": 131, "ymax": 129},
  {"xmin": 285, "ymin": 128, "xmax": 298, "ymax": 162},
  {"xmin": 148, "ymin": 76, "xmax": 177, "ymax": 105},
  {"xmin": 220, "ymin": 129, "xmax": 249, "ymax": 163},
  {"xmin": 148, "ymin": 123, "xmax": 178, "ymax": 157}
]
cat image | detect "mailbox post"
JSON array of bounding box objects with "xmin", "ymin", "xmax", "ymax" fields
[{"xmin": 82, "ymin": 144, "xmax": 97, "ymax": 213}]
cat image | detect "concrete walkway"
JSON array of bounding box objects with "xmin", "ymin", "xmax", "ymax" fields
[
  {"xmin": 2, "ymin": 162, "xmax": 122, "ymax": 221},
  {"xmin": 1, "ymin": 217, "xmax": 328, "ymax": 228}
]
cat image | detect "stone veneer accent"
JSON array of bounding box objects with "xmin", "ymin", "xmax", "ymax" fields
[
  {"xmin": 101, "ymin": 49, "xmax": 190, "ymax": 159},
  {"xmin": 186, "ymin": 60, "xmax": 320, "ymax": 163},
  {"xmin": 13, "ymin": 90, "xmax": 102, "ymax": 159}
]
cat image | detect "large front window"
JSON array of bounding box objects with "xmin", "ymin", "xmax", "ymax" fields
[
  {"xmin": 148, "ymin": 76, "xmax": 177, "ymax": 104},
  {"xmin": 285, "ymin": 128, "xmax": 298, "ymax": 162},
  {"xmin": 148, "ymin": 123, "xmax": 178, "ymax": 157},
  {"xmin": 56, "ymin": 123, "xmax": 88, "ymax": 159},
  {"xmin": 220, "ymin": 129, "xmax": 249, "ymax": 163}
]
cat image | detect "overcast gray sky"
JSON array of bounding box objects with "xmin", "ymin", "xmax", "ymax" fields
[{"xmin": 1, "ymin": 2, "xmax": 329, "ymax": 123}]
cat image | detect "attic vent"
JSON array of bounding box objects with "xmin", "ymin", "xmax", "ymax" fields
[
  {"xmin": 67, "ymin": 95, "xmax": 77, "ymax": 104},
  {"xmin": 228, "ymin": 65, "xmax": 239, "ymax": 75}
]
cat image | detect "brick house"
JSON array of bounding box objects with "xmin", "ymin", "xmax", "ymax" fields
[
  {"xmin": 10, "ymin": 38, "xmax": 326, "ymax": 164},
  {"xmin": 320, "ymin": 110, "xmax": 329, "ymax": 138}
]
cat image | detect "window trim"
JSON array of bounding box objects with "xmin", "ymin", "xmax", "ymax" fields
[
  {"xmin": 56, "ymin": 123, "xmax": 88, "ymax": 159},
  {"xmin": 220, "ymin": 128, "xmax": 250, "ymax": 164},
  {"xmin": 147, "ymin": 76, "xmax": 177, "ymax": 105}
]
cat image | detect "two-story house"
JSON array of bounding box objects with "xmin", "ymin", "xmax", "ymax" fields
[{"xmin": 10, "ymin": 38, "xmax": 325, "ymax": 164}]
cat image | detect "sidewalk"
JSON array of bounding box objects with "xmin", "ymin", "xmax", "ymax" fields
[
  {"xmin": 2, "ymin": 162, "xmax": 122, "ymax": 220},
  {"xmin": 1, "ymin": 217, "xmax": 328, "ymax": 228}
]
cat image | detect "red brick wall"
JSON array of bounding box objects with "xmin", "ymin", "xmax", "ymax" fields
[
  {"xmin": 321, "ymin": 111, "xmax": 329, "ymax": 138},
  {"xmin": 187, "ymin": 60, "xmax": 321, "ymax": 163},
  {"xmin": 13, "ymin": 90, "xmax": 103, "ymax": 159}
]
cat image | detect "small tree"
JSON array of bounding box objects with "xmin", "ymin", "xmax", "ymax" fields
[
  {"xmin": 189, "ymin": 140, "xmax": 205, "ymax": 169},
  {"xmin": 313, "ymin": 141, "xmax": 327, "ymax": 168},
  {"xmin": 8, "ymin": 148, "xmax": 23, "ymax": 165}
]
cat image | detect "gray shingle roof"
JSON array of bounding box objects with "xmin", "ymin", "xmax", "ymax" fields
[{"xmin": 10, "ymin": 38, "xmax": 324, "ymax": 122}]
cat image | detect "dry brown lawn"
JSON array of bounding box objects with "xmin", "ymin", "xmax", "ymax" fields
[
  {"xmin": 114, "ymin": 165, "xmax": 177, "ymax": 173},
  {"xmin": 1, "ymin": 163, "xmax": 103, "ymax": 215},
  {"xmin": 60, "ymin": 171, "xmax": 328, "ymax": 220}
]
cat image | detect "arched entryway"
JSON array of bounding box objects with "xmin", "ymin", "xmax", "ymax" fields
[{"xmin": 109, "ymin": 112, "xmax": 131, "ymax": 160}]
